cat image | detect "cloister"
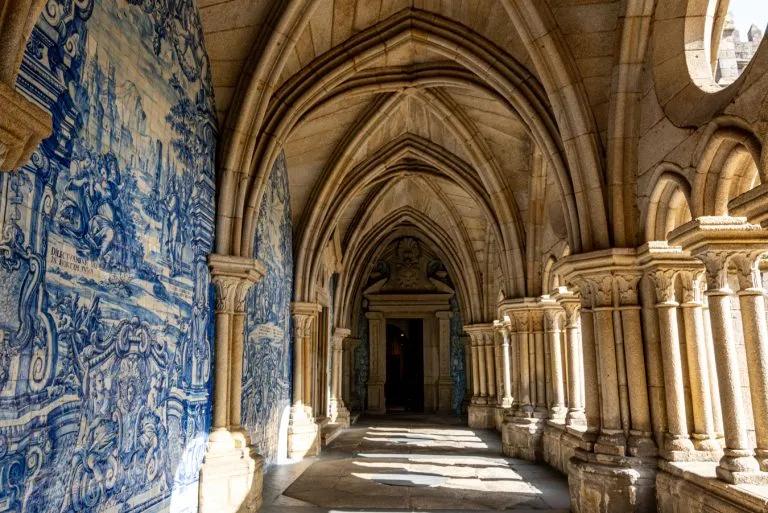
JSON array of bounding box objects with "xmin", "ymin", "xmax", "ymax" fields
[{"xmin": 1, "ymin": 0, "xmax": 768, "ymax": 512}]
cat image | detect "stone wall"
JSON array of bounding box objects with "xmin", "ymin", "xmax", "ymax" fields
[
  {"xmin": 242, "ymin": 152, "xmax": 294, "ymax": 466},
  {"xmin": 0, "ymin": 0, "xmax": 216, "ymax": 511}
]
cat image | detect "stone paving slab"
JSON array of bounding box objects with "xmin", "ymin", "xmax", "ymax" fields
[{"xmin": 260, "ymin": 415, "xmax": 571, "ymax": 511}]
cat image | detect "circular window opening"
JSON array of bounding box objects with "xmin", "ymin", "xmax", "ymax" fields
[{"xmin": 700, "ymin": 0, "xmax": 768, "ymax": 89}]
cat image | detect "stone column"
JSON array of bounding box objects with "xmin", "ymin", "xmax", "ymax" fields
[
  {"xmin": 589, "ymin": 275, "xmax": 626, "ymax": 455},
  {"xmin": 670, "ymin": 217, "xmax": 764, "ymax": 483},
  {"xmin": 461, "ymin": 335, "xmax": 472, "ymax": 412},
  {"xmin": 532, "ymin": 311, "xmax": 547, "ymax": 417},
  {"xmin": 498, "ymin": 323, "xmax": 513, "ymax": 408},
  {"xmin": 733, "ymin": 250, "xmax": 768, "ymax": 471},
  {"xmin": 544, "ymin": 308, "xmax": 566, "ymax": 421},
  {"xmin": 329, "ymin": 328, "xmax": 351, "ymax": 426},
  {"xmin": 555, "ymin": 290, "xmax": 586, "ymax": 427},
  {"xmin": 366, "ymin": 311, "xmax": 387, "ymax": 414},
  {"xmin": 436, "ymin": 311, "xmax": 454, "ymax": 413},
  {"xmin": 200, "ymin": 255, "xmax": 266, "ymax": 513},
  {"xmin": 578, "ymin": 287, "xmax": 600, "ymax": 436},
  {"xmin": 515, "ymin": 311, "xmax": 533, "ymax": 417},
  {"xmin": 679, "ymin": 269, "xmax": 720, "ymax": 452},
  {"xmin": 470, "ymin": 335, "xmax": 481, "ymax": 403},
  {"xmin": 484, "ymin": 329, "xmax": 497, "ymax": 405},
  {"xmin": 342, "ymin": 337, "xmax": 361, "ymax": 409},
  {"xmin": 649, "ymin": 268, "xmax": 695, "ymax": 456},
  {"xmin": 288, "ymin": 302, "xmax": 321, "ymax": 459},
  {"xmin": 494, "ymin": 331, "xmax": 505, "ymax": 407}
]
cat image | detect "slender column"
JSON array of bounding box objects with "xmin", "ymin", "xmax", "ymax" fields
[
  {"xmin": 578, "ymin": 288, "xmax": 600, "ymax": 434},
  {"xmin": 699, "ymin": 250, "xmax": 760, "ymax": 481},
  {"xmin": 342, "ymin": 338, "xmax": 361, "ymax": 407},
  {"xmin": 702, "ymin": 295, "xmax": 724, "ymax": 436},
  {"xmin": 484, "ymin": 330, "xmax": 497, "ymax": 403},
  {"xmin": 291, "ymin": 314, "xmax": 308, "ymax": 408},
  {"xmin": 461, "ymin": 335, "xmax": 472, "ymax": 406},
  {"xmin": 229, "ymin": 282, "xmax": 252, "ymax": 443},
  {"xmin": 650, "ymin": 269, "xmax": 695, "ymax": 455},
  {"xmin": 640, "ymin": 274, "xmax": 668, "ymax": 450},
  {"xmin": 494, "ymin": 332, "xmax": 504, "ymax": 406},
  {"xmin": 510, "ymin": 320, "xmax": 520, "ymax": 412},
  {"xmin": 471, "ymin": 336, "xmax": 482, "ymax": 403},
  {"xmin": 366, "ymin": 311, "xmax": 387, "ymax": 414},
  {"xmin": 515, "ymin": 311, "xmax": 533, "ymax": 416},
  {"xmin": 733, "ymin": 251, "xmax": 768, "ymax": 471},
  {"xmin": 561, "ymin": 299, "xmax": 586, "ymax": 426},
  {"xmin": 211, "ymin": 277, "xmax": 237, "ymax": 441},
  {"xmin": 590, "ymin": 275, "xmax": 626, "ymax": 454},
  {"xmin": 679, "ymin": 269, "xmax": 719, "ymax": 451},
  {"xmin": 303, "ymin": 318, "xmax": 313, "ymax": 416},
  {"xmin": 545, "ymin": 309, "xmax": 566, "ymax": 421},
  {"xmin": 499, "ymin": 324, "xmax": 513, "ymax": 407},
  {"xmin": 478, "ymin": 335, "xmax": 489, "ymax": 400},
  {"xmin": 329, "ymin": 328, "xmax": 351, "ymax": 423}
]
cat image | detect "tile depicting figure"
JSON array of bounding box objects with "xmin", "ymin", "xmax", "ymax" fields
[{"xmin": 0, "ymin": 0, "xmax": 216, "ymax": 511}]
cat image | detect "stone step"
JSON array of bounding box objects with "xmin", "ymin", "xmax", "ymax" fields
[{"xmin": 320, "ymin": 422, "xmax": 344, "ymax": 446}]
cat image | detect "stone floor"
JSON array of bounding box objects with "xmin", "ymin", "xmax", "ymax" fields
[{"xmin": 259, "ymin": 415, "xmax": 571, "ymax": 512}]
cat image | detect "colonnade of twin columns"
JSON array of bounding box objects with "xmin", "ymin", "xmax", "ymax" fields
[{"xmin": 466, "ymin": 216, "xmax": 768, "ymax": 492}]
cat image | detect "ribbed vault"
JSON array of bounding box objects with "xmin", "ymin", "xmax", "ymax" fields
[{"xmin": 208, "ymin": 2, "xmax": 613, "ymax": 328}]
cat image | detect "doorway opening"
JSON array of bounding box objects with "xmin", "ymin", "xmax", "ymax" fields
[{"xmin": 385, "ymin": 319, "xmax": 424, "ymax": 412}]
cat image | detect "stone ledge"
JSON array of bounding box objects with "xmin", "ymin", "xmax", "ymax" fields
[{"xmin": 658, "ymin": 461, "xmax": 768, "ymax": 512}]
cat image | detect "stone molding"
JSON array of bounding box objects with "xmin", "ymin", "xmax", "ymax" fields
[
  {"xmin": 0, "ymin": 81, "xmax": 51, "ymax": 172},
  {"xmin": 209, "ymin": 254, "xmax": 267, "ymax": 313}
]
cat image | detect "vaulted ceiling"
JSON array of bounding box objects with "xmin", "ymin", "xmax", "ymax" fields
[{"xmin": 202, "ymin": 0, "xmax": 620, "ymax": 324}]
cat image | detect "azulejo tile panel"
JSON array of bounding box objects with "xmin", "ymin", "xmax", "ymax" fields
[
  {"xmin": 242, "ymin": 152, "xmax": 293, "ymax": 467},
  {"xmin": 1, "ymin": 0, "xmax": 216, "ymax": 511}
]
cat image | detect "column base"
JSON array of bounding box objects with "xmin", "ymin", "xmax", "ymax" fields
[
  {"xmin": 543, "ymin": 422, "xmax": 567, "ymax": 473},
  {"xmin": 329, "ymin": 400, "xmax": 351, "ymax": 428},
  {"xmin": 288, "ymin": 407, "xmax": 320, "ymax": 459},
  {"xmin": 567, "ymin": 452, "xmax": 657, "ymax": 513},
  {"xmin": 199, "ymin": 439, "xmax": 264, "ymax": 513},
  {"xmin": 468, "ymin": 404, "xmax": 495, "ymax": 429},
  {"xmin": 438, "ymin": 378, "xmax": 453, "ymax": 412},
  {"xmin": 502, "ymin": 417, "xmax": 546, "ymax": 460},
  {"xmin": 494, "ymin": 406, "xmax": 506, "ymax": 431}
]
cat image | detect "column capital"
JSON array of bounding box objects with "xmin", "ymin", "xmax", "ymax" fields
[
  {"xmin": 552, "ymin": 287, "xmax": 581, "ymax": 327},
  {"xmin": 332, "ymin": 328, "xmax": 351, "ymax": 349},
  {"xmin": 435, "ymin": 311, "xmax": 453, "ymax": 320},
  {"xmin": 364, "ymin": 310, "xmax": 385, "ymax": 321},
  {"xmin": 0, "ymin": 82, "xmax": 52, "ymax": 172},
  {"xmin": 209, "ymin": 254, "xmax": 266, "ymax": 313},
  {"xmin": 668, "ymin": 216, "xmax": 768, "ymax": 291},
  {"xmin": 291, "ymin": 302, "xmax": 320, "ymax": 337},
  {"xmin": 543, "ymin": 307, "xmax": 565, "ymax": 332}
]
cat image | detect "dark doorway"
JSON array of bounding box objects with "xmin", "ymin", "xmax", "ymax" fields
[{"xmin": 385, "ymin": 319, "xmax": 424, "ymax": 412}]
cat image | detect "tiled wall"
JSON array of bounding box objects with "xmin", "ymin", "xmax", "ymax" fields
[
  {"xmin": 241, "ymin": 152, "xmax": 294, "ymax": 466},
  {"xmin": 0, "ymin": 0, "xmax": 216, "ymax": 511}
]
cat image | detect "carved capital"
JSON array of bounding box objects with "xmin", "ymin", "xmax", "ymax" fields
[
  {"xmin": 212, "ymin": 276, "xmax": 241, "ymax": 313},
  {"xmin": 615, "ymin": 272, "xmax": 642, "ymax": 305},
  {"xmin": 529, "ymin": 310, "xmax": 544, "ymax": 332},
  {"xmin": 562, "ymin": 302, "xmax": 581, "ymax": 328},
  {"xmin": 696, "ymin": 250, "xmax": 732, "ymax": 291},
  {"xmin": 730, "ymin": 251, "xmax": 768, "ymax": 290},
  {"xmin": 332, "ymin": 328, "xmax": 351, "ymax": 350},
  {"xmin": 679, "ymin": 269, "xmax": 705, "ymax": 304},
  {"xmin": 647, "ymin": 268, "xmax": 678, "ymax": 304},
  {"xmin": 584, "ymin": 275, "xmax": 613, "ymax": 308},
  {"xmin": 292, "ymin": 313, "xmax": 313, "ymax": 338},
  {"xmin": 514, "ymin": 311, "xmax": 530, "ymax": 333},
  {"xmin": 544, "ymin": 309, "xmax": 564, "ymax": 332}
]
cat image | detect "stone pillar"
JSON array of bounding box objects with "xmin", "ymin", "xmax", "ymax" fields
[
  {"xmin": 531, "ymin": 310, "xmax": 547, "ymax": 417},
  {"xmin": 329, "ymin": 328, "xmax": 351, "ymax": 427},
  {"xmin": 732, "ymin": 250, "xmax": 768, "ymax": 471},
  {"xmin": 200, "ymin": 255, "xmax": 266, "ymax": 513},
  {"xmin": 288, "ymin": 302, "xmax": 321, "ymax": 459},
  {"xmin": 557, "ymin": 250, "xmax": 658, "ymax": 513},
  {"xmin": 366, "ymin": 311, "xmax": 386, "ymax": 414},
  {"xmin": 436, "ymin": 311, "xmax": 454, "ymax": 413},
  {"xmin": 555, "ymin": 289, "xmax": 586, "ymax": 427},
  {"xmin": 342, "ymin": 337, "xmax": 361, "ymax": 409},
  {"xmin": 649, "ymin": 268, "xmax": 695, "ymax": 457},
  {"xmin": 498, "ymin": 322, "xmax": 513, "ymax": 408},
  {"xmin": 544, "ymin": 308, "xmax": 566, "ymax": 421},
  {"xmin": 515, "ymin": 311, "xmax": 534, "ymax": 417},
  {"xmin": 467, "ymin": 325, "xmax": 494, "ymax": 428},
  {"xmin": 461, "ymin": 335, "xmax": 472, "ymax": 413},
  {"xmin": 679, "ymin": 269, "xmax": 720, "ymax": 452},
  {"xmin": 484, "ymin": 329, "xmax": 497, "ymax": 405},
  {"xmin": 669, "ymin": 217, "xmax": 766, "ymax": 483}
]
